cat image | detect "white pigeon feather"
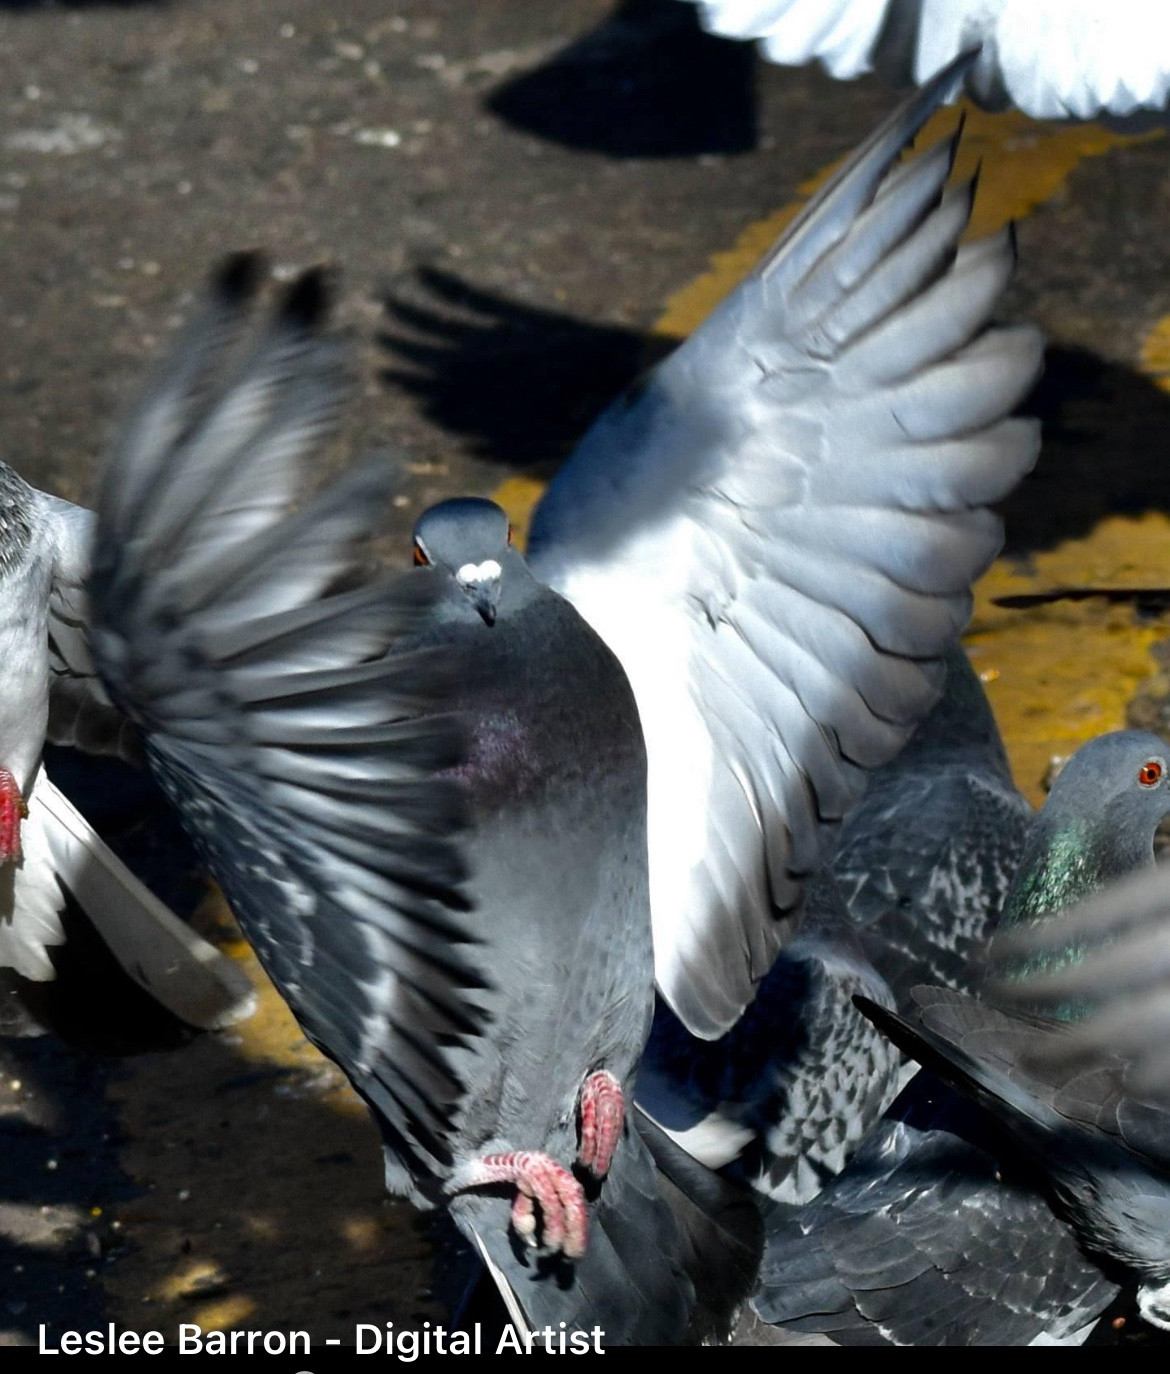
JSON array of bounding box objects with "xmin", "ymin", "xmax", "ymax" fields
[
  {"xmin": 0, "ymin": 457, "xmax": 254, "ymax": 1026},
  {"xmin": 686, "ymin": 0, "xmax": 1170, "ymax": 120},
  {"xmin": 35, "ymin": 774, "xmax": 257, "ymax": 1030}
]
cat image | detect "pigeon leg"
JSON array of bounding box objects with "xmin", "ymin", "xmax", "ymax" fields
[
  {"xmin": 0, "ymin": 770, "xmax": 26, "ymax": 863},
  {"xmin": 451, "ymin": 1151, "xmax": 587, "ymax": 1259},
  {"xmin": 578, "ymin": 1069, "xmax": 623, "ymax": 1178}
]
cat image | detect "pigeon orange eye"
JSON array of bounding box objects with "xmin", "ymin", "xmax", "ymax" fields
[
  {"xmin": 1139, "ymin": 760, "xmax": 1164, "ymax": 787},
  {"xmin": 507, "ymin": 524, "xmax": 515, "ymax": 546},
  {"xmin": 412, "ymin": 542, "xmax": 429, "ymax": 567}
]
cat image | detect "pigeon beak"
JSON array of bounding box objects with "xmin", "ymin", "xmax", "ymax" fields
[{"xmin": 470, "ymin": 580, "xmax": 500, "ymax": 627}]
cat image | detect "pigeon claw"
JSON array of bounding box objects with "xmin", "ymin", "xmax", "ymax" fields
[
  {"xmin": 0, "ymin": 769, "xmax": 26, "ymax": 864},
  {"xmin": 578, "ymin": 1069, "xmax": 623, "ymax": 1179},
  {"xmin": 456, "ymin": 1151, "xmax": 587, "ymax": 1260}
]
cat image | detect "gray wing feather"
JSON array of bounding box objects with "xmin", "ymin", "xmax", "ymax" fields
[
  {"xmin": 753, "ymin": 1073, "xmax": 1117, "ymax": 1345},
  {"xmin": 528, "ymin": 54, "xmax": 1041, "ymax": 1037},
  {"xmin": 87, "ymin": 259, "xmax": 486, "ymax": 1183}
]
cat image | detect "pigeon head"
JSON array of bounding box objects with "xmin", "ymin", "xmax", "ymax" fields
[
  {"xmin": 412, "ymin": 497, "xmax": 519, "ymax": 627},
  {"xmin": 1000, "ymin": 729, "xmax": 1170, "ymax": 935},
  {"xmin": 1044, "ymin": 729, "xmax": 1170, "ymax": 835}
]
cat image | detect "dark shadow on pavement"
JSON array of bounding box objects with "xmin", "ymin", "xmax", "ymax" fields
[
  {"xmin": 1003, "ymin": 345, "xmax": 1170, "ymax": 559},
  {"xmin": 488, "ymin": 0, "xmax": 757, "ymax": 159},
  {"xmin": 380, "ymin": 265, "xmax": 674, "ymax": 474}
]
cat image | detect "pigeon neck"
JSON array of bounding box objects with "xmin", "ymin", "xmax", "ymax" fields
[
  {"xmin": 998, "ymin": 809, "xmax": 1155, "ymax": 933},
  {"xmin": 991, "ymin": 810, "xmax": 1156, "ymax": 1022}
]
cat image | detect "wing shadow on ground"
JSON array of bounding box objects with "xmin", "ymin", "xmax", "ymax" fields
[
  {"xmin": 1002, "ymin": 345, "xmax": 1170, "ymax": 558},
  {"xmin": 487, "ymin": 0, "xmax": 757, "ymax": 159},
  {"xmin": 382, "ymin": 270, "xmax": 1170, "ymax": 558},
  {"xmin": 380, "ymin": 266, "xmax": 674, "ymax": 476}
]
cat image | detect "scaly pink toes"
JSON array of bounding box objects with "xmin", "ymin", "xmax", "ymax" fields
[
  {"xmin": 453, "ymin": 1150, "xmax": 587, "ymax": 1259},
  {"xmin": 578, "ymin": 1069, "xmax": 623, "ymax": 1179},
  {"xmin": 0, "ymin": 769, "xmax": 26, "ymax": 864}
]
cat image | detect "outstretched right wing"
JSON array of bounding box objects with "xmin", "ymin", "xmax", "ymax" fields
[
  {"xmin": 87, "ymin": 257, "xmax": 487, "ymax": 1185},
  {"xmin": 530, "ymin": 55, "xmax": 1041, "ymax": 1036}
]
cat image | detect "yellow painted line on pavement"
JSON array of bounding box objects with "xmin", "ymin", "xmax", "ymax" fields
[
  {"xmin": 654, "ymin": 102, "xmax": 1158, "ymax": 342},
  {"xmin": 969, "ymin": 514, "xmax": 1170, "ymax": 805},
  {"xmin": 1140, "ymin": 314, "xmax": 1170, "ymax": 392}
]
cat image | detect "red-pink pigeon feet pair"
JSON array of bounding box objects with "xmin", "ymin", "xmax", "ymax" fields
[{"xmin": 453, "ymin": 1070, "xmax": 623, "ymax": 1261}]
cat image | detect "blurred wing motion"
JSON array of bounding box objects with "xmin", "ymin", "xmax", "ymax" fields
[
  {"xmin": 992, "ymin": 864, "xmax": 1170, "ymax": 1096},
  {"xmin": 529, "ymin": 53, "xmax": 1041, "ymax": 1036},
  {"xmin": 87, "ymin": 256, "xmax": 485, "ymax": 1180},
  {"xmin": 685, "ymin": 0, "xmax": 1170, "ymax": 120}
]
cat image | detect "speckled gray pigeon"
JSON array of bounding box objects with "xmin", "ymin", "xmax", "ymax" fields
[
  {"xmin": 526, "ymin": 51, "xmax": 1042, "ymax": 1041},
  {"xmin": 636, "ymin": 871, "xmax": 904, "ymax": 1205},
  {"xmin": 634, "ymin": 648, "xmax": 1028, "ymax": 1211},
  {"xmin": 832, "ymin": 646, "xmax": 1033, "ymax": 1006},
  {"xmin": 752, "ymin": 729, "xmax": 1170, "ymax": 1345},
  {"xmin": 83, "ymin": 258, "xmax": 696, "ymax": 1344},
  {"xmin": 858, "ymin": 729, "xmax": 1170, "ymax": 1334}
]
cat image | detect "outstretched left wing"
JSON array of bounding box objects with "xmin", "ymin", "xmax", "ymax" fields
[{"xmin": 88, "ymin": 257, "xmax": 488, "ymax": 1184}]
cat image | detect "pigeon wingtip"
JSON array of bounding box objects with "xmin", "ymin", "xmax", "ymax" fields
[
  {"xmin": 214, "ymin": 250, "xmax": 266, "ymax": 304},
  {"xmin": 939, "ymin": 45, "xmax": 982, "ymax": 91},
  {"xmin": 280, "ymin": 264, "xmax": 335, "ymax": 332}
]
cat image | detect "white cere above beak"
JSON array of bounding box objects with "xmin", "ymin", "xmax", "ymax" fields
[{"xmin": 456, "ymin": 559, "xmax": 502, "ymax": 588}]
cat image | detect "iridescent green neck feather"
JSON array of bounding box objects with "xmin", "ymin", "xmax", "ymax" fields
[{"xmin": 995, "ymin": 808, "xmax": 1156, "ymax": 1020}]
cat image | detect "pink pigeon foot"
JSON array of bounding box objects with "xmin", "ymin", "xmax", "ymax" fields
[
  {"xmin": 453, "ymin": 1151, "xmax": 588, "ymax": 1259},
  {"xmin": 0, "ymin": 769, "xmax": 26, "ymax": 863},
  {"xmin": 578, "ymin": 1069, "xmax": 623, "ymax": 1179}
]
